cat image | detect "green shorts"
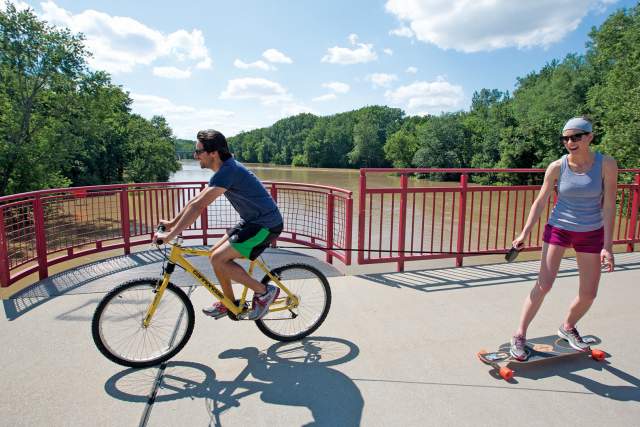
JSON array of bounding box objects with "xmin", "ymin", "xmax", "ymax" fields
[{"xmin": 227, "ymin": 221, "xmax": 283, "ymax": 260}]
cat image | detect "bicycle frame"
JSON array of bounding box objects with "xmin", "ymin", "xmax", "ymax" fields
[{"xmin": 143, "ymin": 243, "xmax": 299, "ymax": 327}]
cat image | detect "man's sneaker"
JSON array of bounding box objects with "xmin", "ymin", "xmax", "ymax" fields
[
  {"xmin": 202, "ymin": 301, "xmax": 228, "ymax": 319},
  {"xmin": 248, "ymin": 284, "xmax": 280, "ymax": 320},
  {"xmin": 558, "ymin": 325, "xmax": 590, "ymax": 351},
  {"xmin": 510, "ymin": 335, "xmax": 528, "ymax": 361}
]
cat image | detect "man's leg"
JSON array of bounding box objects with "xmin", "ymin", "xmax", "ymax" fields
[
  {"xmin": 209, "ymin": 242, "xmax": 267, "ymax": 298},
  {"xmin": 563, "ymin": 251, "xmax": 601, "ymax": 328},
  {"xmin": 515, "ymin": 242, "xmax": 566, "ymax": 337}
]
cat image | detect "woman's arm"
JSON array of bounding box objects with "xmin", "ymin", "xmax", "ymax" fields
[
  {"xmin": 601, "ymin": 155, "xmax": 618, "ymax": 271},
  {"xmin": 513, "ymin": 160, "xmax": 561, "ymax": 248}
]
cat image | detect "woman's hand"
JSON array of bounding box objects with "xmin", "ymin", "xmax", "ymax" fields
[
  {"xmin": 600, "ymin": 248, "xmax": 614, "ymax": 272},
  {"xmin": 512, "ymin": 233, "xmax": 527, "ymax": 250}
]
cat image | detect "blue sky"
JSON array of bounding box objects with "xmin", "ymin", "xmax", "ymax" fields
[{"xmin": 6, "ymin": 0, "xmax": 637, "ymax": 138}]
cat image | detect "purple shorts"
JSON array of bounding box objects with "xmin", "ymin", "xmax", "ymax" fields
[{"xmin": 542, "ymin": 224, "xmax": 604, "ymax": 253}]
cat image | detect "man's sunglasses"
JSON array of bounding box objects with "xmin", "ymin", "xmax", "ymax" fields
[
  {"xmin": 559, "ymin": 132, "xmax": 589, "ymax": 143},
  {"xmin": 193, "ymin": 148, "xmax": 207, "ymax": 155}
]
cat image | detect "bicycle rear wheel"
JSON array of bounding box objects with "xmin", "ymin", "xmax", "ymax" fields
[
  {"xmin": 256, "ymin": 263, "xmax": 331, "ymax": 341},
  {"xmin": 92, "ymin": 278, "xmax": 195, "ymax": 368}
]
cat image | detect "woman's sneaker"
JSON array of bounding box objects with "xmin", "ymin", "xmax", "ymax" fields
[
  {"xmin": 558, "ymin": 325, "xmax": 590, "ymax": 351},
  {"xmin": 248, "ymin": 285, "xmax": 280, "ymax": 320},
  {"xmin": 202, "ymin": 301, "xmax": 228, "ymax": 319},
  {"xmin": 510, "ymin": 335, "xmax": 528, "ymax": 361}
]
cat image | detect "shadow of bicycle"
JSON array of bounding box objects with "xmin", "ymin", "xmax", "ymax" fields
[{"xmin": 104, "ymin": 336, "xmax": 363, "ymax": 426}]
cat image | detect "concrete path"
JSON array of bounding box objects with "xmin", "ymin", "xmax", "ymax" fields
[{"xmin": 1, "ymin": 249, "xmax": 639, "ymax": 426}]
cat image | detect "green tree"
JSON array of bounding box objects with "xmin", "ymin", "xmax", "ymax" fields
[
  {"xmin": 412, "ymin": 113, "xmax": 470, "ymax": 174},
  {"xmin": 348, "ymin": 106, "xmax": 403, "ymax": 167},
  {"xmin": 586, "ymin": 4, "xmax": 640, "ymax": 170},
  {"xmin": 124, "ymin": 115, "xmax": 180, "ymax": 183},
  {"xmin": 384, "ymin": 116, "xmax": 426, "ymax": 168},
  {"xmin": 0, "ymin": 3, "xmax": 86, "ymax": 194}
]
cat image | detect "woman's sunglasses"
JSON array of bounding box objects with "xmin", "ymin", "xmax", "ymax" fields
[{"xmin": 559, "ymin": 132, "xmax": 589, "ymax": 143}]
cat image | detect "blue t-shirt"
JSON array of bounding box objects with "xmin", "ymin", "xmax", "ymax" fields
[{"xmin": 209, "ymin": 158, "xmax": 283, "ymax": 228}]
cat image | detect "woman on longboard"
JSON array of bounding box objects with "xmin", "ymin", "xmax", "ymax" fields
[{"xmin": 509, "ymin": 117, "xmax": 617, "ymax": 360}]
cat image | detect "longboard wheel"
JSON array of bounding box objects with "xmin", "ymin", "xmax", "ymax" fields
[
  {"xmin": 591, "ymin": 349, "xmax": 605, "ymax": 361},
  {"xmin": 499, "ymin": 367, "xmax": 513, "ymax": 380}
]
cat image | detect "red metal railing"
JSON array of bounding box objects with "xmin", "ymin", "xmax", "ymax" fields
[
  {"xmin": 358, "ymin": 168, "xmax": 640, "ymax": 272},
  {"xmin": 0, "ymin": 181, "xmax": 353, "ymax": 287},
  {"xmin": 2, "ymin": 168, "xmax": 639, "ymax": 286}
]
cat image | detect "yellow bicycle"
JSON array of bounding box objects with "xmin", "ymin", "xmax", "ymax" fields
[{"xmin": 91, "ymin": 228, "xmax": 332, "ymax": 368}]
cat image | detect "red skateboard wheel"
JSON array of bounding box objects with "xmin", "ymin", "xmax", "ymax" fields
[
  {"xmin": 591, "ymin": 349, "xmax": 605, "ymax": 361},
  {"xmin": 499, "ymin": 367, "xmax": 513, "ymax": 380}
]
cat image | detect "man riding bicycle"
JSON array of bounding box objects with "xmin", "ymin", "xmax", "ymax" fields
[{"xmin": 153, "ymin": 129, "xmax": 283, "ymax": 320}]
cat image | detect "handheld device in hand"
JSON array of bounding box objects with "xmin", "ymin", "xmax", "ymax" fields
[{"xmin": 505, "ymin": 246, "xmax": 521, "ymax": 263}]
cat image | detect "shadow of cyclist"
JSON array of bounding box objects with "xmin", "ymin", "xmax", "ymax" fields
[{"xmin": 209, "ymin": 337, "xmax": 363, "ymax": 426}]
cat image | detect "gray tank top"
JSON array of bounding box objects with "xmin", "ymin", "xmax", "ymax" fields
[{"xmin": 547, "ymin": 152, "xmax": 603, "ymax": 232}]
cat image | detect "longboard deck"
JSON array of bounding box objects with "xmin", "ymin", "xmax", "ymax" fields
[{"xmin": 478, "ymin": 335, "xmax": 605, "ymax": 380}]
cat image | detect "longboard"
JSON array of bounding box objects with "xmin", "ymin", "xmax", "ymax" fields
[{"xmin": 477, "ymin": 334, "xmax": 606, "ymax": 380}]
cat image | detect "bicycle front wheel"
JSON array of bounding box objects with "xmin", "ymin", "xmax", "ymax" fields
[
  {"xmin": 256, "ymin": 263, "xmax": 331, "ymax": 342},
  {"xmin": 92, "ymin": 278, "xmax": 195, "ymax": 368}
]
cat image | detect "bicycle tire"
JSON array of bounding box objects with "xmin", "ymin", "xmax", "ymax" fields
[
  {"xmin": 255, "ymin": 263, "xmax": 331, "ymax": 342},
  {"xmin": 92, "ymin": 278, "xmax": 195, "ymax": 368}
]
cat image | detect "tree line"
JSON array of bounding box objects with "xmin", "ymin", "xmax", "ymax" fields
[
  {"xmin": 0, "ymin": 3, "xmax": 180, "ymax": 196},
  {"xmin": 229, "ymin": 4, "xmax": 639, "ymax": 183}
]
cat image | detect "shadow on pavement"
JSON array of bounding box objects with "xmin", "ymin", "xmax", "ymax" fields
[
  {"xmin": 104, "ymin": 337, "xmax": 363, "ymax": 427},
  {"xmin": 360, "ymin": 252, "xmax": 640, "ymax": 293},
  {"xmin": 2, "ymin": 247, "xmax": 340, "ymax": 321},
  {"xmin": 485, "ymin": 355, "xmax": 640, "ymax": 401}
]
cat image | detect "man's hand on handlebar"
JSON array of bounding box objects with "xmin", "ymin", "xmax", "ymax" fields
[
  {"xmin": 158, "ymin": 219, "xmax": 175, "ymax": 230},
  {"xmin": 153, "ymin": 224, "xmax": 170, "ymax": 245}
]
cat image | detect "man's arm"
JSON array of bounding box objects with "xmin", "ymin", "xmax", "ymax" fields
[{"xmin": 154, "ymin": 186, "xmax": 227, "ymax": 242}]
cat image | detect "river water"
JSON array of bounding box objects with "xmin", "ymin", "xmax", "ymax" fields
[{"xmin": 170, "ymin": 160, "xmax": 459, "ymax": 196}]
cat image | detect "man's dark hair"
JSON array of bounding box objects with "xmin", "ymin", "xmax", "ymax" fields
[{"xmin": 197, "ymin": 129, "xmax": 232, "ymax": 161}]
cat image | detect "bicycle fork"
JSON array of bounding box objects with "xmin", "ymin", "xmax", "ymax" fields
[{"xmin": 143, "ymin": 263, "xmax": 175, "ymax": 328}]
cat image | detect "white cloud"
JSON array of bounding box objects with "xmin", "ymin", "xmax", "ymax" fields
[
  {"xmin": 385, "ymin": 0, "xmax": 615, "ymax": 52},
  {"xmin": 262, "ymin": 48, "xmax": 293, "ymax": 64},
  {"xmin": 166, "ymin": 29, "xmax": 212, "ymax": 69},
  {"xmin": 406, "ymin": 66, "xmax": 418, "ymax": 74},
  {"xmin": 312, "ymin": 93, "xmax": 337, "ymax": 102},
  {"xmin": 314, "ymin": 81, "xmax": 350, "ymax": 102},
  {"xmin": 220, "ymin": 78, "xmax": 292, "ymax": 106},
  {"xmin": 38, "ymin": 1, "xmax": 212, "ymax": 73},
  {"xmin": 383, "ymin": 48, "xmax": 394, "ymax": 56},
  {"xmin": 233, "ymin": 59, "xmax": 275, "ymax": 71},
  {"xmin": 389, "ymin": 25, "xmax": 414, "ymax": 38},
  {"xmin": 322, "ymin": 82, "xmax": 351, "ymax": 94},
  {"xmin": 153, "ymin": 66, "xmax": 191, "ymax": 79},
  {"xmin": 130, "ymin": 93, "xmax": 237, "ymax": 138},
  {"xmin": 367, "ymin": 73, "xmax": 398, "ymax": 88},
  {"xmin": 385, "ymin": 77, "xmax": 464, "ymax": 115},
  {"xmin": 321, "ymin": 33, "xmax": 378, "ymax": 64}
]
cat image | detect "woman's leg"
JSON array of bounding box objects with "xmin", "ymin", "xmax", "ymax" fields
[
  {"xmin": 563, "ymin": 251, "xmax": 601, "ymax": 328},
  {"xmin": 515, "ymin": 242, "xmax": 566, "ymax": 337}
]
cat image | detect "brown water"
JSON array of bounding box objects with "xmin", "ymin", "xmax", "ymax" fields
[{"xmin": 170, "ymin": 160, "xmax": 455, "ymax": 195}]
